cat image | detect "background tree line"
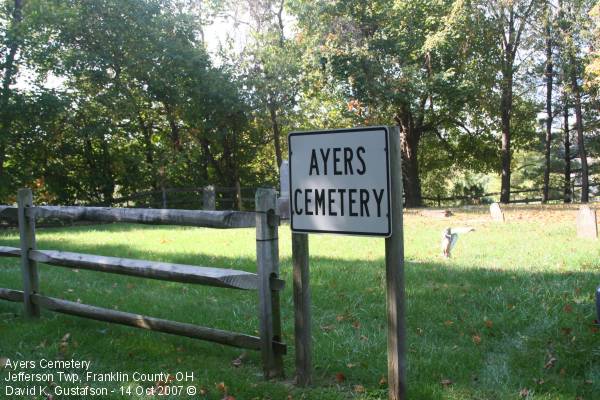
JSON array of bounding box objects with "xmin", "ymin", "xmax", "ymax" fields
[{"xmin": 0, "ymin": 0, "xmax": 599, "ymax": 207}]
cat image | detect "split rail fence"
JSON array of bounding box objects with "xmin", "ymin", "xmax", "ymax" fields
[{"xmin": 0, "ymin": 188, "xmax": 285, "ymax": 378}]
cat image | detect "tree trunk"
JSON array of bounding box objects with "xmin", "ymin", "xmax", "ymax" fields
[
  {"xmin": 500, "ymin": 67, "xmax": 513, "ymax": 204},
  {"xmin": 542, "ymin": 12, "xmax": 553, "ymax": 203},
  {"xmin": 563, "ymin": 99, "xmax": 571, "ymax": 203},
  {"xmin": 164, "ymin": 103, "xmax": 181, "ymax": 152},
  {"xmin": 396, "ymin": 119, "xmax": 422, "ymax": 208},
  {"xmin": 0, "ymin": 0, "xmax": 23, "ymax": 183},
  {"xmin": 100, "ymin": 136, "xmax": 115, "ymax": 205},
  {"xmin": 570, "ymin": 63, "xmax": 588, "ymax": 202},
  {"xmin": 268, "ymin": 103, "xmax": 283, "ymax": 172},
  {"xmin": 402, "ymin": 146, "xmax": 421, "ymax": 208},
  {"xmin": 395, "ymin": 101, "xmax": 423, "ymax": 208}
]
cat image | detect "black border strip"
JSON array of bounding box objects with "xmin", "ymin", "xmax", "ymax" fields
[{"xmin": 287, "ymin": 126, "xmax": 392, "ymax": 238}]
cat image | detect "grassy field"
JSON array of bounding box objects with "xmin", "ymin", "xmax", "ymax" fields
[{"xmin": 0, "ymin": 207, "xmax": 599, "ymax": 399}]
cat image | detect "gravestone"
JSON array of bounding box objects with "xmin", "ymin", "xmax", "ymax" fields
[
  {"xmin": 576, "ymin": 205, "xmax": 598, "ymax": 239},
  {"xmin": 278, "ymin": 160, "xmax": 290, "ymax": 219},
  {"xmin": 490, "ymin": 202, "xmax": 505, "ymax": 222},
  {"xmin": 420, "ymin": 209, "xmax": 453, "ymax": 218}
]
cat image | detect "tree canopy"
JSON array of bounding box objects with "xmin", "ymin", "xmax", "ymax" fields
[{"xmin": 0, "ymin": 0, "xmax": 598, "ymax": 206}]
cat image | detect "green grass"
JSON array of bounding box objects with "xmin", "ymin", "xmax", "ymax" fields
[{"xmin": 0, "ymin": 210, "xmax": 599, "ymax": 399}]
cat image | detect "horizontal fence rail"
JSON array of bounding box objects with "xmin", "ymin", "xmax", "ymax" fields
[
  {"xmin": 0, "ymin": 288, "xmax": 285, "ymax": 353},
  {"xmin": 29, "ymin": 249, "xmax": 283, "ymax": 291},
  {"xmin": 0, "ymin": 206, "xmax": 17, "ymax": 221},
  {"xmin": 0, "ymin": 246, "xmax": 285, "ymax": 291},
  {"xmin": 0, "ymin": 245, "xmax": 20, "ymax": 257},
  {"xmin": 27, "ymin": 206, "xmax": 256, "ymax": 228},
  {"xmin": 0, "ymin": 287, "xmax": 24, "ymax": 302},
  {"xmin": 0, "ymin": 188, "xmax": 285, "ymax": 379}
]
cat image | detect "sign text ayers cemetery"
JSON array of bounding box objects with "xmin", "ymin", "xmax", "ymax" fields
[{"xmin": 288, "ymin": 127, "xmax": 391, "ymax": 236}]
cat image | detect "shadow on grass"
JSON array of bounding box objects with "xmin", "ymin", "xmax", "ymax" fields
[{"xmin": 0, "ymin": 226, "xmax": 599, "ymax": 399}]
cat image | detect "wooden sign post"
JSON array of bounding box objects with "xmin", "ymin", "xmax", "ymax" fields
[
  {"xmin": 288, "ymin": 126, "xmax": 406, "ymax": 398},
  {"xmin": 384, "ymin": 126, "xmax": 406, "ymax": 399}
]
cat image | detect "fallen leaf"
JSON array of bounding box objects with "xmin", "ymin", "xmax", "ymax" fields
[
  {"xmin": 336, "ymin": 315, "xmax": 346, "ymax": 322},
  {"xmin": 544, "ymin": 356, "xmax": 557, "ymax": 369},
  {"xmin": 519, "ymin": 388, "xmax": 529, "ymax": 397},
  {"xmin": 335, "ymin": 372, "xmax": 346, "ymax": 383},
  {"xmin": 346, "ymin": 363, "xmax": 356, "ymax": 369},
  {"xmin": 59, "ymin": 333, "xmax": 70, "ymax": 354},
  {"xmin": 485, "ymin": 320, "xmax": 493, "ymax": 328},
  {"xmin": 216, "ymin": 382, "xmax": 227, "ymax": 393},
  {"xmin": 360, "ymin": 335, "xmax": 369, "ymax": 341},
  {"xmin": 353, "ymin": 384, "xmax": 365, "ymax": 393},
  {"xmin": 440, "ymin": 379, "xmax": 452, "ymax": 388},
  {"xmin": 444, "ymin": 320, "xmax": 454, "ymax": 327},
  {"xmin": 231, "ymin": 353, "xmax": 246, "ymax": 368}
]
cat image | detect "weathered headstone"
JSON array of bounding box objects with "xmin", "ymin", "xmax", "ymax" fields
[
  {"xmin": 420, "ymin": 209, "xmax": 453, "ymax": 218},
  {"xmin": 490, "ymin": 202, "xmax": 505, "ymax": 222},
  {"xmin": 576, "ymin": 205, "xmax": 598, "ymax": 239},
  {"xmin": 278, "ymin": 160, "xmax": 290, "ymax": 219}
]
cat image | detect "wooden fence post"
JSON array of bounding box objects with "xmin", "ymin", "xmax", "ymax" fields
[
  {"xmin": 385, "ymin": 126, "xmax": 407, "ymax": 399},
  {"xmin": 255, "ymin": 188, "xmax": 284, "ymax": 379},
  {"xmin": 236, "ymin": 181, "xmax": 243, "ymax": 211},
  {"xmin": 17, "ymin": 188, "xmax": 40, "ymax": 318},
  {"xmin": 161, "ymin": 186, "xmax": 167, "ymax": 209},
  {"xmin": 203, "ymin": 186, "xmax": 216, "ymax": 210},
  {"xmin": 292, "ymin": 232, "xmax": 311, "ymax": 385}
]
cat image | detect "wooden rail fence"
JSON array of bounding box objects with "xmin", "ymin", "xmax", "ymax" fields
[{"xmin": 0, "ymin": 188, "xmax": 285, "ymax": 378}]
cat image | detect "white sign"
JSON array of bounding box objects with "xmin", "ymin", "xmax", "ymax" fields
[{"xmin": 288, "ymin": 127, "xmax": 391, "ymax": 237}]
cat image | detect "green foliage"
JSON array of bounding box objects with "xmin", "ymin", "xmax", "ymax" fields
[{"xmin": 0, "ymin": 0, "xmax": 598, "ymax": 205}]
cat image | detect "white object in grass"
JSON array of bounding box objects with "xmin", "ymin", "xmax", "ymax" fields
[{"xmin": 441, "ymin": 227, "xmax": 475, "ymax": 258}]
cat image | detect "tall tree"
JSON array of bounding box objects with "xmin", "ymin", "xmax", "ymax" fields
[
  {"xmin": 558, "ymin": 0, "xmax": 591, "ymax": 202},
  {"xmin": 0, "ymin": 0, "xmax": 23, "ymax": 189},
  {"xmin": 293, "ymin": 0, "xmax": 496, "ymax": 207},
  {"xmin": 542, "ymin": 1, "xmax": 555, "ymax": 203},
  {"xmin": 233, "ymin": 0, "xmax": 301, "ymax": 175},
  {"xmin": 563, "ymin": 91, "xmax": 572, "ymax": 202},
  {"xmin": 481, "ymin": 0, "xmax": 538, "ymax": 203}
]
